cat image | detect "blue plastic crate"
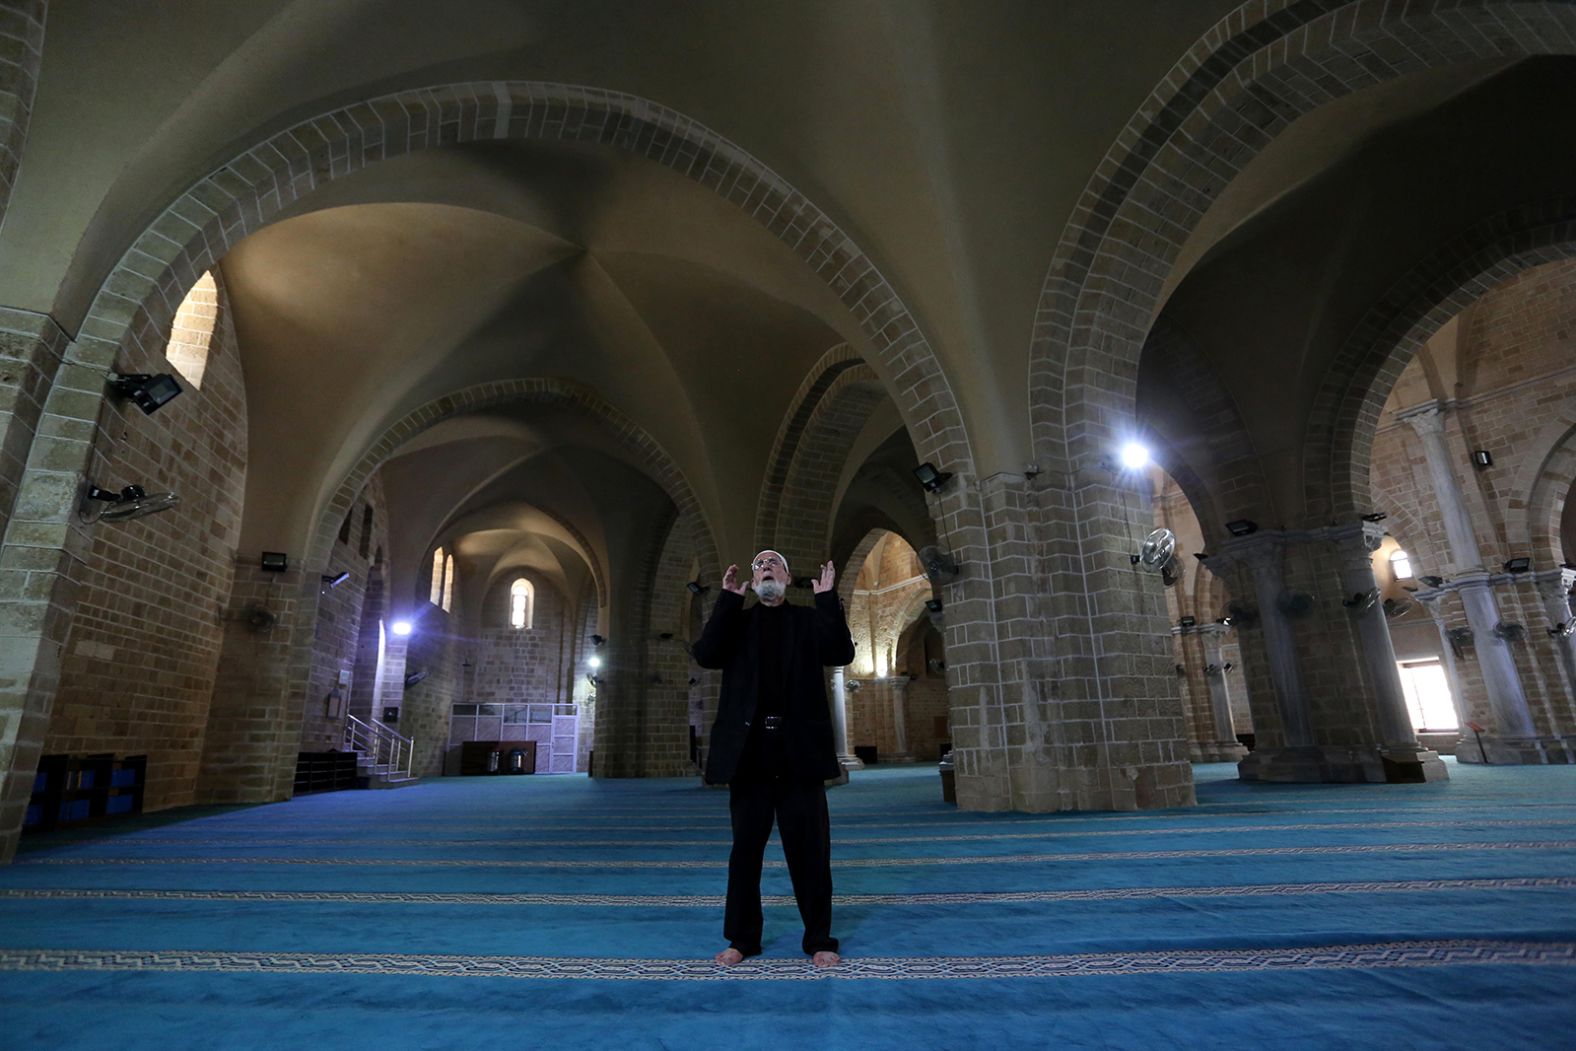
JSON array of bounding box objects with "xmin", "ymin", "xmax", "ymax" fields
[
  {"xmin": 106, "ymin": 795, "xmax": 135, "ymax": 816},
  {"xmin": 111, "ymin": 768, "xmax": 138, "ymax": 787},
  {"xmin": 59, "ymin": 799, "xmax": 90, "ymax": 823}
]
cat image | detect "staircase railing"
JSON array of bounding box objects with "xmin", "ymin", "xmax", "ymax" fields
[{"xmin": 343, "ymin": 715, "xmax": 415, "ymax": 780}]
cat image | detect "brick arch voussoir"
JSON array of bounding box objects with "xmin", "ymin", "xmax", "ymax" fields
[
  {"xmin": 1307, "ymin": 203, "xmax": 1576, "ymax": 522},
  {"xmin": 305, "ymin": 379, "xmax": 720, "ymax": 590},
  {"xmin": 1029, "ymin": 0, "xmax": 1576, "ymax": 472},
  {"xmin": 74, "ymin": 82, "xmax": 973, "ymax": 485}
]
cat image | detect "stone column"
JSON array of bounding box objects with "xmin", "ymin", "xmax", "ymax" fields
[
  {"xmin": 1335, "ymin": 523, "xmax": 1446, "ymax": 781},
  {"xmin": 1229, "ymin": 536, "xmax": 1315, "ymax": 748},
  {"xmin": 1197, "ymin": 624, "xmax": 1246, "ymax": 760},
  {"xmin": 1535, "ymin": 568, "xmax": 1576, "ymax": 687},
  {"xmin": 888, "ymin": 676, "xmax": 911, "ymax": 761},
  {"xmin": 829, "ymin": 666, "xmax": 862, "ymax": 770},
  {"xmin": 1399, "ymin": 403, "xmax": 1537, "ymax": 748}
]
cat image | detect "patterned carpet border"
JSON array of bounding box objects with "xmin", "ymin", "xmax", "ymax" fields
[
  {"xmin": 2, "ymin": 940, "xmax": 1571, "ymax": 981},
  {"xmin": 3, "ymin": 876, "xmax": 1574, "ymax": 908},
  {"xmin": 19, "ymin": 839, "xmax": 1576, "ymax": 870},
  {"xmin": 76, "ymin": 816, "xmax": 1576, "ymax": 850}
]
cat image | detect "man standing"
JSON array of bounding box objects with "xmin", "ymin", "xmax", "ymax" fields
[{"xmin": 692, "ymin": 549, "xmax": 854, "ymax": 968}]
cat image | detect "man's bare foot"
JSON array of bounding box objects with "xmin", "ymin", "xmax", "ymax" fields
[
  {"xmin": 812, "ymin": 950, "xmax": 840, "ymax": 968},
  {"xmin": 715, "ymin": 947, "xmax": 745, "ymax": 966}
]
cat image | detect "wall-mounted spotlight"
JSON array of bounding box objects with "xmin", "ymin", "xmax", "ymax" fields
[
  {"xmin": 590, "ymin": 634, "xmax": 606, "ymax": 646},
  {"xmin": 844, "ymin": 679, "xmax": 861, "ymax": 691},
  {"xmin": 321, "ymin": 571, "xmax": 351, "ymax": 588},
  {"xmin": 1360, "ymin": 512, "xmax": 1388, "ymax": 523},
  {"xmin": 1193, "ymin": 552, "xmax": 1209, "ymax": 561},
  {"xmin": 1178, "ymin": 615, "xmax": 1196, "ymax": 628},
  {"xmin": 657, "ymin": 631, "xmax": 674, "ymax": 640},
  {"xmin": 1225, "ymin": 519, "xmax": 1258, "ymax": 537},
  {"xmin": 260, "ymin": 551, "xmax": 288, "ymax": 572},
  {"xmin": 107, "ymin": 372, "xmax": 182, "ymax": 415},
  {"xmin": 1419, "ymin": 575, "xmax": 1445, "ymax": 588},
  {"xmin": 390, "ymin": 619, "xmax": 413, "ymax": 637},
  {"xmin": 403, "ymin": 668, "xmax": 428, "ymax": 689},
  {"xmin": 1551, "ymin": 621, "xmax": 1576, "ymax": 639},
  {"xmin": 1471, "ymin": 449, "xmax": 1493, "ymax": 469},
  {"xmin": 1504, "ymin": 557, "xmax": 1532, "ymax": 574},
  {"xmin": 686, "ymin": 580, "xmax": 709, "ymax": 595},
  {"xmin": 78, "ymin": 482, "xmax": 179, "ymax": 523},
  {"xmin": 588, "ymin": 655, "xmax": 602, "ymax": 669},
  {"xmin": 925, "ymin": 598, "xmax": 944, "ymax": 614},
  {"xmin": 913, "ymin": 462, "xmax": 952, "ymax": 493}
]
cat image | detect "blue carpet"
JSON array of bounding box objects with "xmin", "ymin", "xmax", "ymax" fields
[{"xmin": 1, "ymin": 759, "xmax": 1574, "ymax": 1049}]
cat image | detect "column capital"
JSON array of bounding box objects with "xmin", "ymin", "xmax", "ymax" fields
[
  {"xmin": 1395, "ymin": 399, "xmax": 1448, "ymax": 435},
  {"xmin": 1533, "ymin": 567, "xmax": 1576, "ymax": 602}
]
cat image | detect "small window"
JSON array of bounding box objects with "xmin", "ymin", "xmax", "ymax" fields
[
  {"xmin": 337, "ymin": 511, "xmax": 352, "ymax": 544},
  {"xmin": 166, "ymin": 271, "xmax": 217, "ymax": 390},
  {"xmin": 1390, "ymin": 549, "xmax": 1413, "ymax": 580},
  {"xmin": 441, "ymin": 554, "xmax": 455, "ymax": 613},
  {"xmin": 359, "ymin": 506, "xmax": 373, "ymax": 559},
  {"xmin": 430, "ymin": 548, "xmax": 445, "ymax": 605},
  {"xmin": 510, "ymin": 578, "xmax": 534, "ymax": 629}
]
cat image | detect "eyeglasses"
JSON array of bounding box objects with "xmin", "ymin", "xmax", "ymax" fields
[{"xmin": 751, "ymin": 556, "xmax": 785, "ymax": 570}]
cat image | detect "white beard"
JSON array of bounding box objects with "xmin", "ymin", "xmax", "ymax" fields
[{"xmin": 754, "ymin": 580, "xmax": 786, "ymax": 603}]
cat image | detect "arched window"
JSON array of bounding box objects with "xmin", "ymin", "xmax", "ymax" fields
[
  {"xmin": 442, "ymin": 554, "xmax": 455, "ymax": 612},
  {"xmin": 1390, "ymin": 548, "xmax": 1414, "ymax": 580},
  {"xmin": 430, "ymin": 548, "xmax": 445, "ymax": 605},
  {"xmin": 166, "ymin": 271, "xmax": 217, "ymax": 389},
  {"xmin": 510, "ymin": 578, "xmax": 534, "ymax": 629}
]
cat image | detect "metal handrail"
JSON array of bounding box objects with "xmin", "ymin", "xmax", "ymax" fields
[{"xmin": 343, "ymin": 714, "xmax": 415, "ymax": 780}]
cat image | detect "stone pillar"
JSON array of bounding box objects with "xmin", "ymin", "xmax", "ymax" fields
[
  {"xmin": 1227, "ymin": 536, "xmax": 1315, "ymax": 750},
  {"xmin": 1197, "ymin": 624, "xmax": 1247, "ymax": 761},
  {"xmin": 829, "ymin": 666, "xmax": 862, "ymax": 770},
  {"xmin": 1335, "ymin": 523, "xmax": 1446, "ymax": 781},
  {"xmin": 888, "ymin": 676, "xmax": 911, "ymax": 761},
  {"xmin": 1535, "ymin": 567, "xmax": 1576, "ymax": 692},
  {"xmin": 1399, "ymin": 402, "xmax": 1539, "ymax": 757}
]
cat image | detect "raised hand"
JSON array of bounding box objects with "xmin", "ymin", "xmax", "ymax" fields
[
  {"xmin": 811, "ymin": 560, "xmax": 836, "ymax": 594},
  {"xmin": 721, "ymin": 563, "xmax": 747, "ymax": 595}
]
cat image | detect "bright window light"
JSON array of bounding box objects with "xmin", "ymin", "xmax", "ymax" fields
[
  {"xmin": 588, "ymin": 655, "xmax": 602, "ymax": 669},
  {"xmin": 391, "ymin": 620, "xmax": 413, "ymax": 637},
  {"xmin": 1119, "ymin": 441, "xmax": 1151, "ymax": 470},
  {"xmin": 1397, "ymin": 659, "xmax": 1456, "ymax": 730},
  {"xmin": 510, "ymin": 578, "xmax": 534, "ymax": 629},
  {"xmin": 1390, "ymin": 549, "xmax": 1413, "ymax": 580}
]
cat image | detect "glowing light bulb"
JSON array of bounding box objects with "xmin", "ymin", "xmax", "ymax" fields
[
  {"xmin": 391, "ymin": 620, "xmax": 413, "ymax": 637},
  {"xmin": 588, "ymin": 655, "xmax": 602, "ymax": 669},
  {"xmin": 1119, "ymin": 441, "xmax": 1151, "ymax": 470}
]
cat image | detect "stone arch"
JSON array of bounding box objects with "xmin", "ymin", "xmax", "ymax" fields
[
  {"xmin": 1029, "ymin": 0, "xmax": 1576, "ymax": 472},
  {"xmin": 0, "ymin": 1, "xmax": 45, "ymax": 230},
  {"xmin": 1305, "ymin": 199, "xmax": 1576, "ymax": 521},
  {"xmin": 1513, "ymin": 416, "xmax": 1576, "ymax": 566},
  {"xmin": 755, "ymin": 343, "xmax": 859, "ymax": 545},
  {"xmin": 766, "ymin": 358, "xmax": 892, "ymax": 570},
  {"xmin": 1139, "ymin": 317, "xmax": 1270, "ymax": 532},
  {"xmin": 305, "ymin": 378, "xmax": 719, "ymax": 582},
  {"xmin": 70, "ymin": 82, "xmax": 973, "ymax": 488}
]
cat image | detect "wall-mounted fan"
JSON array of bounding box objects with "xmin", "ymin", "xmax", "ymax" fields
[
  {"xmin": 244, "ymin": 604, "xmax": 277, "ymax": 631},
  {"xmin": 1133, "ymin": 528, "xmax": 1180, "ymax": 586},
  {"xmin": 918, "ymin": 546, "xmax": 960, "ymax": 584},
  {"xmin": 1343, "ymin": 588, "xmax": 1379, "ymax": 613}
]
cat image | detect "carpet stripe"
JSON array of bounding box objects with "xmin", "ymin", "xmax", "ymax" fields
[
  {"xmin": 3, "ymin": 875, "xmax": 1574, "ymax": 908},
  {"xmin": 17, "ymin": 839, "xmax": 1576, "ymax": 870},
  {"xmin": 1, "ymin": 939, "xmax": 1570, "ymax": 980},
  {"xmin": 77, "ymin": 816, "xmax": 1576, "ymax": 849}
]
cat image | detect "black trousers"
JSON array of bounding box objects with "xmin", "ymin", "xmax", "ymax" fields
[{"xmin": 723, "ymin": 770, "xmax": 837, "ymax": 957}]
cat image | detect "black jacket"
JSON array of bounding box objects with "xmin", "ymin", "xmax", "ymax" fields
[{"xmin": 693, "ymin": 589, "xmax": 855, "ymax": 784}]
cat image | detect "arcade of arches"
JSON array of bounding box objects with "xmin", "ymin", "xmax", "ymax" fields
[{"xmin": 3, "ymin": 1, "xmax": 1576, "ymax": 864}]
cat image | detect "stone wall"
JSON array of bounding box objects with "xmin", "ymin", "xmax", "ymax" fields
[
  {"xmin": 470, "ymin": 572, "xmax": 570, "ymax": 707},
  {"xmin": 47, "ymin": 273, "xmax": 246, "ymax": 812}
]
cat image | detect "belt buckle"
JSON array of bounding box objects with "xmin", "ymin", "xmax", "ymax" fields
[{"xmin": 763, "ymin": 715, "xmax": 784, "ymax": 730}]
